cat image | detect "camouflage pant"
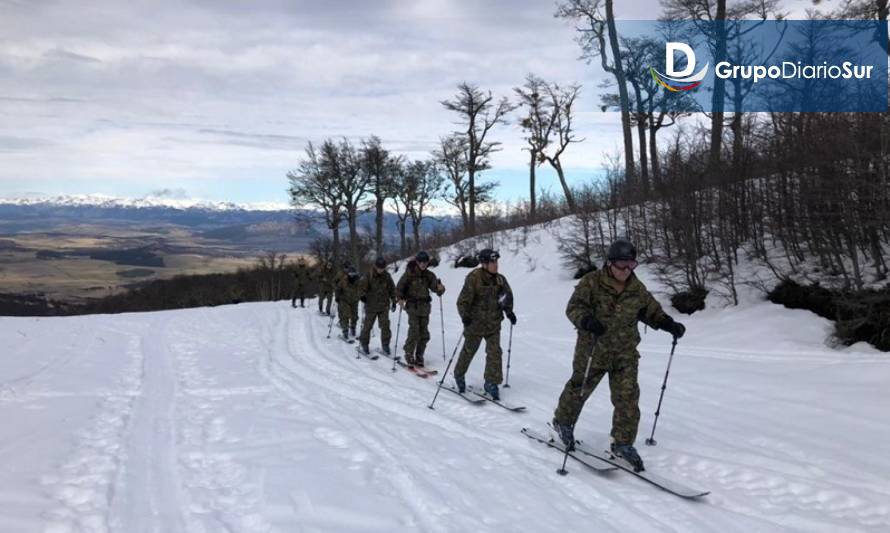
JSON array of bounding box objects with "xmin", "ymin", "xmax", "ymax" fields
[
  {"xmin": 454, "ymin": 330, "xmax": 503, "ymax": 384},
  {"xmin": 338, "ymin": 300, "xmax": 358, "ymax": 331},
  {"xmin": 553, "ymin": 351, "xmax": 641, "ymax": 446},
  {"xmin": 360, "ymin": 309, "xmax": 391, "ymax": 346},
  {"xmin": 291, "ymin": 285, "xmax": 307, "ymax": 307},
  {"xmin": 403, "ymin": 313, "xmax": 430, "ymax": 363},
  {"xmin": 318, "ymin": 290, "xmax": 333, "ymax": 314}
]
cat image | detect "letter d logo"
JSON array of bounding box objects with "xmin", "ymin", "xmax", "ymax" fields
[
  {"xmin": 666, "ymin": 42, "xmax": 696, "ymax": 77},
  {"xmin": 650, "ymin": 41, "xmax": 709, "ymax": 91}
]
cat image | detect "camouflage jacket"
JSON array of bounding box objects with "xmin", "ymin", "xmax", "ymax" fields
[
  {"xmin": 293, "ymin": 264, "xmax": 312, "ymax": 287},
  {"xmin": 359, "ymin": 269, "xmax": 396, "ymax": 313},
  {"xmin": 566, "ymin": 268, "xmax": 669, "ymax": 366},
  {"xmin": 457, "ymin": 268, "xmax": 513, "ymax": 335},
  {"xmin": 316, "ymin": 264, "xmax": 336, "ymax": 292},
  {"xmin": 336, "ymin": 274, "xmax": 362, "ymax": 305},
  {"xmin": 396, "ymin": 260, "xmax": 444, "ymax": 316}
]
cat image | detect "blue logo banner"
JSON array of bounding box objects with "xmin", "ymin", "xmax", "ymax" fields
[{"xmin": 614, "ymin": 20, "xmax": 888, "ymax": 112}]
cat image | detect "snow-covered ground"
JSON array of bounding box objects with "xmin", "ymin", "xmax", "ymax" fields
[{"xmin": 1, "ymin": 221, "xmax": 888, "ymax": 532}]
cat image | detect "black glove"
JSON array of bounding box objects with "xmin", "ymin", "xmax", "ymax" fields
[
  {"xmin": 391, "ymin": 302, "xmax": 397, "ymax": 312},
  {"xmin": 505, "ymin": 311, "xmax": 517, "ymax": 325},
  {"xmin": 462, "ymin": 317, "xmax": 472, "ymax": 327},
  {"xmin": 579, "ymin": 315, "xmax": 606, "ymax": 336},
  {"xmin": 661, "ymin": 317, "xmax": 686, "ymax": 339}
]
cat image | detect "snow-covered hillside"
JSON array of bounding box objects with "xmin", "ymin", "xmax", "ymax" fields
[{"xmin": 1, "ymin": 220, "xmax": 888, "ymax": 532}]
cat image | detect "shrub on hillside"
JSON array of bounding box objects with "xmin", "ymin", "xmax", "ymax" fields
[
  {"xmin": 671, "ymin": 288, "xmax": 708, "ymax": 314},
  {"xmin": 454, "ymin": 255, "xmax": 479, "ymax": 269},
  {"xmin": 769, "ymin": 280, "xmax": 890, "ymax": 351}
]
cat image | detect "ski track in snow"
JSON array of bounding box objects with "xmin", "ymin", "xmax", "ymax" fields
[{"xmin": 2, "ymin": 234, "xmax": 890, "ymax": 532}]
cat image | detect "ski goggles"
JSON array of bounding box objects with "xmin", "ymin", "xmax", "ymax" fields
[{"xmin": 611, "ymin": 259, "xmax": 638, "ymax": 271}]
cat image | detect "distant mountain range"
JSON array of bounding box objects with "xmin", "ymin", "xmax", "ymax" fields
[
  {"xmin": 0, "ymin": 194, "xmax": 458, "ymax": 251},
  {"xmin": 0, "ymin": 193, "xmax": 289, "ymax": 212}
]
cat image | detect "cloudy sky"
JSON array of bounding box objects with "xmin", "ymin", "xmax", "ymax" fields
[{"xmin": 0, "ymin": 0, "xmax": 811, "ymax": 206}]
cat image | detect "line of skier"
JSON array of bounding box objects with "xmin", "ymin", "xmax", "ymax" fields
[{"xmin": 292, "ymin": 238, "xmax": 686, "ymax": 472}]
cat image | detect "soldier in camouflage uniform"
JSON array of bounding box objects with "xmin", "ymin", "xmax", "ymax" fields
[
  {"xmin": 291, "ymin": 258, "xmax": 312, "ymax": 308},
  {"xmin": 316, "ymin": 261, "xmax": 335, "ymax": 315},
  {"xmin": 551, "ymin": 239, "xmax": 686, "ymax": 472},
  {"xmin": 453, "ymin": 249, "xmax": 516, "ymax": 400},
  {"xmin": 396, "ymin": 251, "xmax": 445, "ymax": 368},
  {"xmin": 358, "ymin": 257, "xmax": 397, "ymax": 356},
  {"xmin": 335, "ymin": 265, "xmax": 362, "ymax": 339}
]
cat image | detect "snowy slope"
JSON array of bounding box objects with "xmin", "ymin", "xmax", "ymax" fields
[{"xmin": 1, "ymin": 219, "xmax": 888, "ymax": 533}]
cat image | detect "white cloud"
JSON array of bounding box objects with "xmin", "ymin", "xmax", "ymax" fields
[{"xmin": 0, "ymin": 0, "xmax": 663, "ymax": 202}]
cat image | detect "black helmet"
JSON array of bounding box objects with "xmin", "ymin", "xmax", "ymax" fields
[
  {"xmin": 607, "ymin": 239, "xmax": 637, "ymax": 262},
  {"xmin": 374, "ymin": 257, "xmax": 386, "ymax": 269},
  {"xmin": 477, "ymin": 248, "xmax": 500, "ymax": 264},
  {"xmin": 415, "ymin": 251, "xmax": 430, "ymax": 263},
  {"xmin": 347, "ymin": 267, "xmax": 359, "ymax": 278}
]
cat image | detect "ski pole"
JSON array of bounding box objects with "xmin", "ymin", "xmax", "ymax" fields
[
  {"xmin": 326, "ymin": 301, "xmax": 338, "ymax": 339},
  {"xmin": 428, "ymin": 333, "xmax": 464, "ymax": 410},
  {"xmin": 438, "ymin": 295, "xmax": 447, "ymax": 362},
  {"xmin": 645, "ymin": 337, "xmax": 678, "ymax": 446},
  {"xmin": 557, "ymin": 339, "xmax": 596, "ymax": 476},
  {"xmin": 392, "ymin": 305, "xmax": 403, "ymax": 372},
  {"xmin": 504, "ymin": 322, "xmax": 514, "ymax": 388}
]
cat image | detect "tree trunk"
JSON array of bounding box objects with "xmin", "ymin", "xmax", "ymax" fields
[
  {"xmin": 709, "ymin": 0, "xmax": 727, "ymax": 174},
  {"xmin": 412, "ymin": 219, "xmax": 421, "ymax": 251},
  {"xmin": 398, "ymin": 219, "xmax": 407, "ymax": 257},
  {"xmin": 605, "ymin": 0, "xmax": 636, "ymax": 189},
  {"xmin": 649, "ymin": 118, "xmax": 661, "ymax": 191},
  {"xmin": 551, "ymin": 158, "xmax": 577, "ymax": 213},
  {"xmin": 348, "ymin": 209, "xmax": 359, "ymax": 266},
  {"xmin": 331, "ymin": 207, "xmax": 341, "ymax": 265},
  {"xmin": 529, "ymin": 150, "xmax": 537, "ymax": 221},
  {"xmin": 631, "ymin": 82, "xmax": 649, "ymax": 197},
  {"xmin": 375, "ymin": 195, "xmax": 385, "ymax": 257}
]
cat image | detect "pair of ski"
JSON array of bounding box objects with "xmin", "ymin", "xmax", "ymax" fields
[
  {"xmin": 371, "ymin": 350, "xmax": 438, "ymax": 377},
  {"xmin": 521, "ymin": 427, "xmax": 709, "ymax": 499},
  {"xmin": 440, "ymin": 384, "xmax": 526, "ymax": 412}
]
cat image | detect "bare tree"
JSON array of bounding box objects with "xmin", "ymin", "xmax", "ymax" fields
[
  {"xmin": 389, "ymin": 159, "xmax": 413, "ymax": 256},
  {"xmin": 541, "ymin": 83, "xmax": 584, "ymax": 213},
  {"xmin": 661, "ymin": 0, "xmax": 780, "ymax": 174},
  {"xmin": 404, "ymin": 159, "xmax": 446, "ymax": 249},
  {"xmin": 434, "ymin": 134, "xmax": 497, "ymax": 233},
  {"xmin": 441, "ymin": 82, "xmax": 514, "ymax": 235},
  {"xmin": 361, "ymin": 136, "xmax": 398, "ymax": 257},
  {"xmin": 557, "ymin": 0, "xmax": 637, "ymax": 189},
  {"xmin": 514, "ymin": 74, "xmax": 554, "ymax": 221},
  {"xmin": 321, "ymin": 138, "xmax": 370, "ymax": 266},
  {"xmin": 288, "ymin": 141, "xmax": 344, "ymax": 263}
]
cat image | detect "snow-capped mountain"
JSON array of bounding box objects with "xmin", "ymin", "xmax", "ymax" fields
[{"xmin": 0, "ymin": 193, "xmax": 291, "ymax": 212}]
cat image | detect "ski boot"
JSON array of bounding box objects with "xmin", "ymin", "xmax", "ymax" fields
[
  {"xmin": 381, "ymin": 344, "xmax": 391, "ymax": 356},
  {"xmin": 360, "ymin": 342, "xmax": 370, "ymax": 355},
  {"xmin": 483, "ymin": 381, "xmax": 500, "ymax": 401},
  {"xmin": 415, "ymin": 349, "xmax": 425, "ymax": 368},
  {"xmin": 404, "ymin": 354, "xmax": 415, "ymax": 369},
  {"xmin": 551, "ymin": 417, "xmax": 575, "ymax": 450},
  {"xmin": 341, "ymin": 328, "xmax": 349, "ymax": 340},
  {"xmin": 454, "ymin": 374, "xmax": 466, "ymax": 393},
  {"xmin": 350, "ymin": 327, "xmax": 357, "ymax": 339},
  {"xmin": 611, "ymin": 443, "xmax": 645, "ymax": 472}
]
